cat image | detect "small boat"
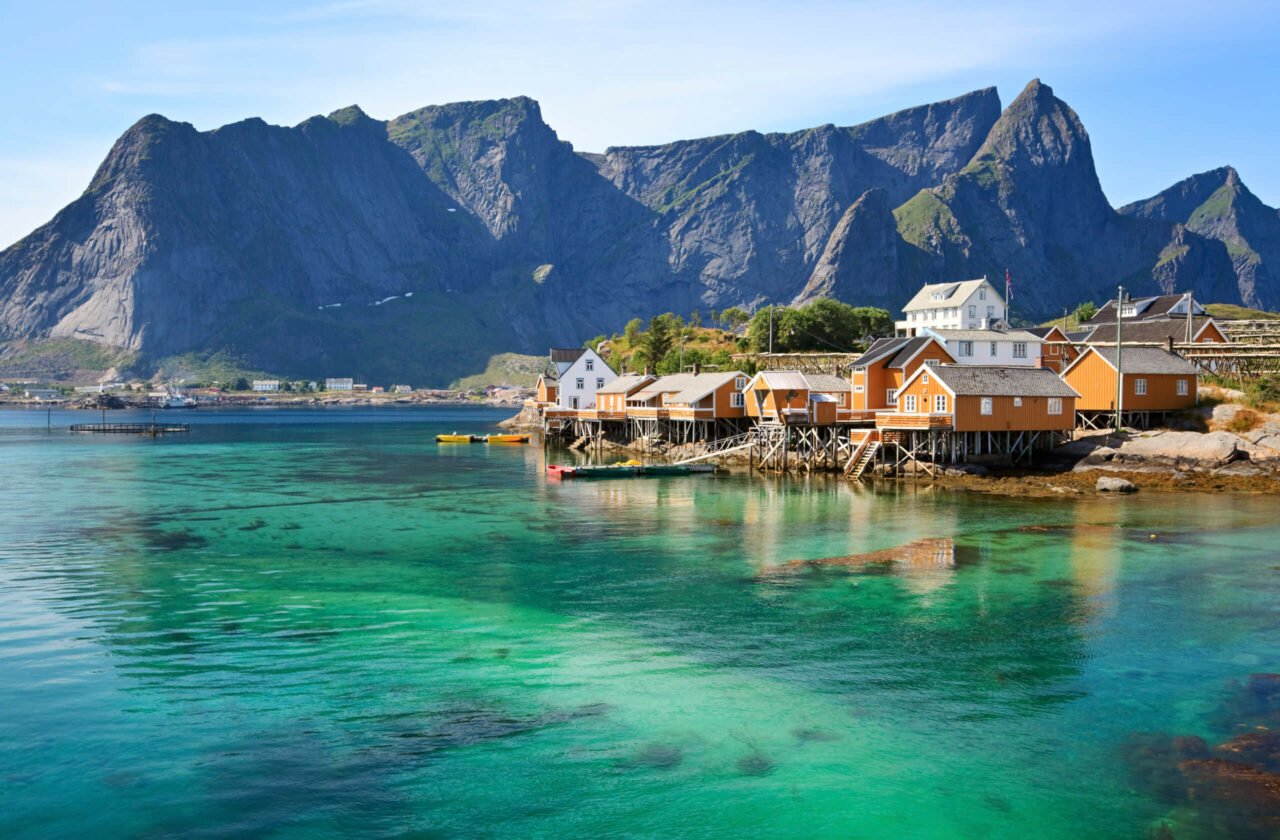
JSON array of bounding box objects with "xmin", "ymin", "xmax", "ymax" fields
[
  {"xmin": 546, "ymin": 461, "xmax": 717, "ymax": 479},
  {"xmin": 436, "ymin": 433, "xmax": 481, "ymax": 443},
  {"xmin": 485, "ymin": 434, "xmax": 530, "ymax": 444}
]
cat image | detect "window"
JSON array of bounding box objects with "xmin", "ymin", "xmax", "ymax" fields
[
  {"xmin": 1121, "ymin": 305, "xmax": 1137, "ymax": 317},
  {"xmin": 730, "ymin": 392, "xmax": 745, "ymax": 408},
  {"xmin": 576, "ymin": 378, "xmax": 584, "ymax": 389},
  {"xmin": 585, "ymin": 359, "xmax": 594, "ymax": 371},
  {"xmin": 887, "ymin": 388, "xmax": 898, "ymax": 406},
  {"xmin": 934, "ymin": 394, "xmax": 947, "ymax": 413},
  {"xmin": 851, "ymin": 368, "xmax": 864, "ymax": 376},
  {"xmin": 904, "ymin": 394, "xmax": 918, "ymax": 412},
  {"xmin": 922, "ymin": 373, "xmax": 930, "ymax": 384},
  {"xmin": 990, "ymin": 342, "xmax": 998, "ymax": 356},
  {"xmin": 596, "ymin": 378, "xmax": 604, "ymax": 389},
  {"xmin": 1177, "ymin": 379, "xmax": 1188, "ymax": 396},
  {"xmin": 980, "ymin": 397, "xmax": 993, "ymax": 415},
  {"xmin": 1013, "ymin": 342, "xmax": 1027, "ymax": 359},
  {"xmin": 986, "ymin": 306, "xmax": 994, "ymax": 318},
  {"xmin": 854, "ymin": 385, "xmax": 864, "ymax": 393},
  {"xmin": 979, "ymin": 288, "xmax": 986, "ymax": 300},
  {"xmin": 1048, "ymin": 398, "xmax": 1062, "ymax": 415},
  {"xmin": 1013, "ymin": 397, "xmax": 1022, "ymax": 407},
  {"xmin": 735, "ymin": 377, "xmax": 748, "ymax": 389},
  {"xmin": 957, "ymin": 341, "xmax": 973, "ymax": 357},
  {"xmin": 968, "ymin": 305, "xmax": 976, "ymax": 317},
  {"xmin": 1134, "ymin": 378, "xmax": 1147, "ymax": 396}
]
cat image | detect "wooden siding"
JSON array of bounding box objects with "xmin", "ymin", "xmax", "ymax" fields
[
  {"xmin": 1063, "ymin": 349, "xmax": 1197, "ymax": 412},
  {"xmin": 747, "ymin": 382, "xmax": 809, "ymax": 419},
  {"xmin": 851, "ymin": 342, "xmax": 953, "ymax": 411},
  {"xmin": 537, "ymin": 380, "xmax": 557, "ymax": 402},
  {"xmin": 891, "ymin": 368, "xmax": 1076, "ymax": 432},
  {"xmin": 1198, "ymin": 322, "xmax": 1228, "ymax": 343}
]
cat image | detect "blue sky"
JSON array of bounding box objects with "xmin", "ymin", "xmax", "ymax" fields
[{"xmin": 3, "ymin": 0, "xmax": 1279, "ymax": 248}]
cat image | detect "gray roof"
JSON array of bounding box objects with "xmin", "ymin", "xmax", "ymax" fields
[
  {"xmin": 596, "ymin": 373, "xmax": 652, "ymax": 395},
  {"xmin": 926, "ymin": 365, "xmax": 1080, "ymax": 398},
  {"xmin": 1023, "ymin": 326, "xmax": 1062, "ymax": 339},
  {"xmin": 851, "ymin": 336, "xmax": 942, "ymax": 369},
  {"xmin": 805, "ymin": 374, "xmax": 852, "ymax": 393},
  {"xmin": 539, "ymin": 370, "xmax": 558, "ymax": 383},
  {"xmin": 1089, "ymin": 294, "xmax": 1206, "ymax": 323},
  {"xmin": 1065, "ymin": 330, "xmax": 1093, "ymax": 343},
  {"xmin": 901, "ymin": 278, "xmax": 1001, "ymax": 312},
  {"xmin": 667, "ymin": 371, "xmax": 745, "ymax": 404},
  {"xmin": 550, "ymin": 348, "xmax": 584, "ymax": 364},
  {"xmin": 1081, "ymin": 317, "xmax": 1218, "ymax": 344},
  {"xmin": 755, "ymin": 370, "xmax": 810, "ymax": 391},
  {"xmin": 1083, "ymin": 346, "xmax": 1199, "ymax": 375},
  {"xmin": 927, "ymin": 327, "xmax": 1042, "ymax": 343}
]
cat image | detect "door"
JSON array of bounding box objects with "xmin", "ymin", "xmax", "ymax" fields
[{"xmin": 571, "ymin": 397, "xmax": 579, "ymax": 409}]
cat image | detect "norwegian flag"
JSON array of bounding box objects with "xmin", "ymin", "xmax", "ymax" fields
[{"xmin": 1005, "ymin": 269, "xmax": 1012, "ymax": 303}]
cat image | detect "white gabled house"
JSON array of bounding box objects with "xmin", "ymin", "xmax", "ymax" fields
[
  {"xmin": 549, "ymin": 347, "xmax": 618, "ymax": 411},
  {"xmin": 922, "ymin": 327, "xmax": 1045, "ymax": 367},
  {"xmin": 896, "ymin": 277, "xmax": 1007, "ymax": 336}
]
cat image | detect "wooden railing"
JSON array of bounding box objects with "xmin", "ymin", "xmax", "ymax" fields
[{"xmin": 875, "ymin": 413, "xmax": 953, "ymax": 429}]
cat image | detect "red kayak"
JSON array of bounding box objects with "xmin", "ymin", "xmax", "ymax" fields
[{"xmin": 546, "ymin": 464, "xmax": 579, "ymax": 479}]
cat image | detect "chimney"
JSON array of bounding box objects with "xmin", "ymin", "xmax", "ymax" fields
[
  {"xmin": 644, "ymin": 365, "xmax": 654, "ymax": 376},
  {"xmin": 691, "ymin": 363, "xmax": 701, "ymax": 375},
  {"xmin": 1165, "ymin": 336, "xmax": 1174, "ymax": 353}
]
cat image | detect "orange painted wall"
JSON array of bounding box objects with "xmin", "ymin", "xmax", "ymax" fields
[
  {"xmin": 895, "ymin": 373, "xmax": 1075, "ymax": 432},
  {"xmin": 747, "ymin": 382, "xmax": 808, "ymax": 418},
  {"xmin": 537, "ymin": 379, "xmax": 557, "ymax": 402},
  {"xmin": 851, "ymin": 343, "xmax": 953, "ymax": 411},
  {"xmin": 1063, "ymin": 350, "xmax": 1197, "ymax": 412}
]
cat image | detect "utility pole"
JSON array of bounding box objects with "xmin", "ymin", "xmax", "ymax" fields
[
  {"xmin": 1115, "ymin": 285, "xmax": 1124, "ymax": 434},
  {"xmin": 1185, "ymin": 290, "xmax": 1194, "ymax": 344},
  {"xmin": 679, "ymin": 334, "xmax": 684, "ymax": 371},
  {"xmin": 768, "ymin": 304, "xmax": 774, "ymax": 356}
]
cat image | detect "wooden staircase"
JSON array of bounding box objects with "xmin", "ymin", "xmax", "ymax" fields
[{"xmin": 843, "ymin": 430, "xmax": 881, "ymax": 480}]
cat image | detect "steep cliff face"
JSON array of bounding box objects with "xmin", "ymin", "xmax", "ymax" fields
[
  {"xmin": 0, "ymin": 81, "xmax": 1265, "ymax": 383},
  {"xmin": 1120, "ymin": 166, "xmax": 1280, "ymax": 308}
]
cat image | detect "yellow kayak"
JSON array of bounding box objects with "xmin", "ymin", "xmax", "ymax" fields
[
  {"xmin": 436, "ymin": 434, "xmax": 480, "ymax": 443},
  {"xmin": 486, "ymin": 434, "xmax": 530, "ymax": 444}
]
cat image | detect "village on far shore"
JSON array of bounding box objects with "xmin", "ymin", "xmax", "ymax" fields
[{"xmin": 500, "ymin": 278, "xmax": 1280, "ymax": 490}]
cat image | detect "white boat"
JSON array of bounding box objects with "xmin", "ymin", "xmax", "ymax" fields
[{"xmin": 156, "ymin": 388, "xmax": 197, "ymax": 409}]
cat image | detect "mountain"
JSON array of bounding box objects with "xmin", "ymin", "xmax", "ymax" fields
[
  {"xmin": 1119, "ymin": 166, "xmax": 1280, "ymax": 308},
  {"xmin": 891, "ymin": 79, "xmax": 1239, "ymax": 316},
  {"xmin": 0, "ymin": 81, "xmax": 1264, "ymax": 383}
]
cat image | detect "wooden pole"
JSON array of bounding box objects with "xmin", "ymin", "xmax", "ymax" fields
[{"xmin": 1115, "ymin": 285, "xmax": 1124, "ymax": 434}]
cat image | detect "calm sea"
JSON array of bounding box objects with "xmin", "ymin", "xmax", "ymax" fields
[{"xmin": 1, "ymin": 406, "xmax": 1277, "ymax": 839}]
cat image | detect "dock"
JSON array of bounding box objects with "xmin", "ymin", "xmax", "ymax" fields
[{"xmin": 69, "ymin": 422, "xmax": 191, "ymax": 435}]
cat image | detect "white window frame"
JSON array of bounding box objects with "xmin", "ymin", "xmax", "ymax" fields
[
  {"xmin": 886, "ymin": 388, "xmax": 898, "ymax": 406},
  {"xmin": 1176, "ymin": 379, "xmax": 1188, "ymax": 396},
  {"xmin": 1013, "ymin": 397, "xmax": 1022, "ymax": 407},
  {"xmin": 958, "ymin": 341, "xmax": 973, "ymax": 357},
  {"xmin": 735, "ymin": 377, "xmax": 748, "ymax": 389},
  {"xmin": 903, "ymin": 394, "xmax": 917, "ymax": 412},
  {"xmin": 987, "ymin": 306, "xmax": 995, "ymax": 318},
  {"xmin": 1012, "ymin": 342, "xmax": 1027, "ymax": 359},
  {"xmin": 990, "ymin": 342, "xmax": 998, "ymax": 356},
  {"xmin": 968, "ymin": 305, "xmax": 976, "ymax": 317},
  {"xmin": 585, "ymin": 358, "xmax": 594, "ymax": 371},
  {"xmin": 1134, "ymin": 378, "xmax": 1147, "ymax": 396},
  {"xmin": 576, "ymin": 378, "xmax": 584, "ymax": 389},
  {"xmin": 934, "ymin": 394, "xmax": 947, "ymax": 413},
  {"xmin": 730, "ymin": 392, "xmax": 745, "ymax": 408},
  {"xmin": 1048, "ymin": 397, "xmax": 1062, "ymax": 415},
  {"xmin": 922, "ymin": 373, "xmax": 930, "ymax": 384},
  {"xmin": 1121, "ymin": 305, "xmax": 1137, "ymax": 317},
  {"xmin": 853, "ymin": 384, "xmax": 864, "ymax": 393},
  {"xmin": 595, "ymin": 378, "xmax": 604, "ymax": 389},
  {"xmin": 980, "ymin": 397, "xmax": 993, "ymax": 415}
]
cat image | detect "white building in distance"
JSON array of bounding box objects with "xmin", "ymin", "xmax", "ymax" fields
[
  {"xmin": 896, "ymin": 278, "xmax": 1006, "ymax": 336},
  {"xmin": 325, "ymin": 378, "xmax": 354, "ymax": 391},
  {"xmin": 550, "ymin": 347, "xmax": 618, "ymax": 410},
  {"xmin": 252, "ymin": 380, "xmax": 279, "ymax": 392}
]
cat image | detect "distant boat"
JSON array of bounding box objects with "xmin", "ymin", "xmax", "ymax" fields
[
  {"xmin": 161, "ymin": 391, "xmax": 196, "ymax": 409},
  {"xmin": 485, "ymin": 434, "xmax": 530, "ymax": 444},
  {"xmin": 436, "ymin": 434, "xmax": 481, "ymax": 443},
  {"xmin": 546, "ymin": 462, "xmax": 716, "ymax": 479}
]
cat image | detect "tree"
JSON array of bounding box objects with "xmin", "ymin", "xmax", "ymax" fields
[
  {"xmin": 709, "ymin": 309, "xmax": 719, "ymax": 329},
  {"xmin": 624, "ymin": 318, "xmax": 644, "ymax": 345},
  {"xmin": 690, "ymin": 309, "xmax": 702, "ymax": 328},
  {"xmin": 232, "ymin": 376, "xmax": 250, "ymax": 392},
  {"xmin": 635, "ymin": 316, "xmax": 673, "ymax": 367},
  {"xmin": 720, "ymin": 307, "xmax": 750, "ymax": 333},
  {"xmin": 1074, "ymin": 301, "xmax": 1099, "ymax": 323},
  {"xmin": 583, "ymin": 335, "xmax": 606, "ymax": 352}
]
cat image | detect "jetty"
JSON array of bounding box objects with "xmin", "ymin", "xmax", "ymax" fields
[{"xmin": 69, "ymin": 422, "xmax": 191, "ymax": 435}]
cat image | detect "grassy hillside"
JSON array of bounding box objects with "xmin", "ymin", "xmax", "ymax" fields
[
  {"xmin": 449, "ymin": 353, "xmax": 546, "ymax": 389},
  {"xmin": 1204, "ymin": 303, "xmax": 1280, "ymax": 320},
  {"xmin": 0, "ymin": 338, "xmax": 139, "ymax": 383}
]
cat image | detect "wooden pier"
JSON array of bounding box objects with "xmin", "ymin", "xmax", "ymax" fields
[{"xmin": 69, "ymin": 422, "xmax": 191, "ymax": 435}]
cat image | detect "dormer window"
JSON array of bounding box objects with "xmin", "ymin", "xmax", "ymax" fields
[{"xmin": 1121, "ymin": 305, "xmax": 1137, "ymax": 317}]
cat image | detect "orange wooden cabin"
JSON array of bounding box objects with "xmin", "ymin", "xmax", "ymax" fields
[
  {"xmin": 877, "ymin": 364, "xmax": 1079, "ymax": 433},
  {"xmin": 1061, "ymin": 346, "xmax": 1198, "ymax": 416},
  {"xmin": 535, "ymin": 372, "xmax": 558, "ymax": 404},
  {"xmin": 1023, "ymin": 325, "xmax": 1080, "ymax": 373},
  {"xmin": 589, "ymin": 373, "xmax": 656, "ymax": 418},
  {"xmin": 850, "ymin": 336, "xmax": 955, "ymax": 418}
]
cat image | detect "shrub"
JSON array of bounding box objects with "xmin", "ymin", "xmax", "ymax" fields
[{"xmin": 1227, "ymin": 409, "xmax": 1260, "ymax": 434}]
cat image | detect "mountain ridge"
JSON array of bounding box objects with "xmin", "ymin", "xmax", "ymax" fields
[{"xmin": 1, "ymin": 81, "xmax": 1276, "ymax": 383}]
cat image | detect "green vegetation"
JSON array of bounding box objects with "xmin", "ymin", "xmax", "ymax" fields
[
  {"xmin": 532, "ymin": 264, "xmax": 553, "ymax": 284},
  {"xmin": 0, "ymin": 338, "xmax": 140, "ymax": 383},
  {"xmin": 1204, "ymin": 303, "xmax": 1280, "ymax": 321},
  {"xmin": 654, "ymin": 155, "xmax": 753, "ymax": 215},
  {"xmin": 894, "ymin": 190, "xmax": 957, "ymax": 248},
  {"xmin": 1155, "ymin": 243, "xmax": 1189, "ymax": 268},
  {"xmin": 449, "ymin": 353, "xmax": 546, "ymax": 390},
  {"xmin": 1187, "ymin": 183, "xmax": 1237, "ymax": 228},
  {"xmin": 746, "ymin": 299, "xmax": 892, "ymax": 353}
]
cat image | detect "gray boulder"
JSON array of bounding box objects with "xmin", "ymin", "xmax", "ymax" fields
[{"xmin": 1096, "ymin": 476, "xmax": 1137, "ymax": 493}]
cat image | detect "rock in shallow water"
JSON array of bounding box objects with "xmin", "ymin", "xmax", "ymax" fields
[{"xmin": 1096, "ymin": 476, "xmax": 1137, "ymax": 493}]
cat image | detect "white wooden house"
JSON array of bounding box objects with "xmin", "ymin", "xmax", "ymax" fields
[
  {"xmin": 922, "ymin": 328, "xmax": 1045, "ymax": 367},
  {"xmin": 549, "ymin": 347, "xmax": 618, "ymax": 411},
  {"xmin": 895, "ymin": 278, "xmax": 1006, "ymax": 336}
]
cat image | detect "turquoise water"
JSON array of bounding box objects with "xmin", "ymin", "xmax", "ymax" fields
[{"xmin": 1, "ymin": 406, "xmax": 1278, "ymax": 838}]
